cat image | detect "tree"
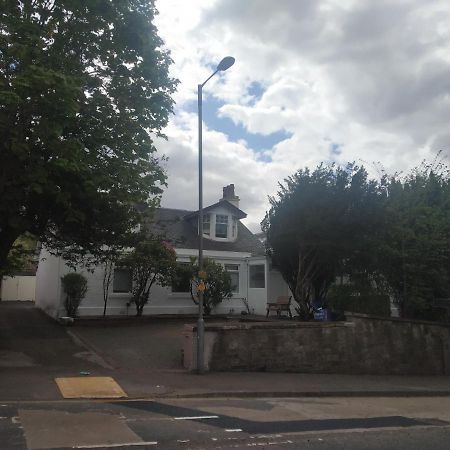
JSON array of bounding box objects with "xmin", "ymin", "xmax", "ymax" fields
[
  {"xmin": 0, "ymin": 233, "xmax": 37, "ymax": 277},
  {"xmin": 262, "ymin": 163, "xmax": 384, "ymax": 319},
  {"xmin": 0, "ymin": 1, "xmax": 177, "ymax": 272},
  {"xmin": 186, "ymin": 258, "xmax": 233, "ymax": 315},
  {"xmin": 100, "ymin": 246, "xmax": 123, "ymax": 317},
  {"xmin": 61, "ymin": 272, "xmax": 88, "ymax": 317},
  {"xmin": 377, "ymin": 159, "xmax": 450, "ymax": 319},
  {"xmin": 121, "ymin": 236, "xmax": 177, "ymax": 316}
]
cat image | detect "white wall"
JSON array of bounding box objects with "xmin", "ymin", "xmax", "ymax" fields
[
  {"xmin": 268, "ymin": 269, "xmax": 290, "ymax": 302},
  {"xmin": 1, "ymin": 276, "xmax": 36, "ymax": 301},
  {"xmin": 35, "ymin": 249, "xmax": 62, "ymax": 316},
  {"xmin": 35, "ymin": 248, "xmax": 277, "ymax": 318}
]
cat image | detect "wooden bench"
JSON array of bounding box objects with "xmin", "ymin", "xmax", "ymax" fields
[{"xmin": 266, "ymin": 296, "xmax": 292, "ymax": 318}]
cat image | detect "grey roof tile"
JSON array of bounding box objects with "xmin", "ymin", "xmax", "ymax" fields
[{"xmin": 145, "ymin": 208, "xmax": 265, "ymax": 256}]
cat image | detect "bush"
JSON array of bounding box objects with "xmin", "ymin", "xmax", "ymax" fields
[
  {"xmin": 61, "ymin": 272, "xmax": 88, "ymax": 317},
  {"xmin": 327, "ymin": 284, "xmax": 391, "ymax": 317},
  {"xmin": 189, "ymin": 258, "xmax": 233, "ymax": 315}
]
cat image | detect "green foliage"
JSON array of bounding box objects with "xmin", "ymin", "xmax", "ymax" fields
[
  {"xmin": 188, "ymin": 258, "xmax": 233, "ymax": 315},
  {"xmin": 1, "ymin": 233, "xmax": 37, "ymax": 277},
  {"xmin": 121, "ymin": 236, "xmax": 177, "ymax": 316},
  {"xmin": 0, "ymin": 1, "xmax": 177, "ymax": 272},
  {"xmin": 262, "ymin": 163, "xmax": 383, "ymax": 319},
  {"xmin": 327, "ymin": 283, "xmax": 391, "ymax": 318},
  {"xmin": 377, "ymin": 158, "xmax": 450, "ymax": 319},
  {"xmin": 61, "ymin": 272, "xmax": 88, "ymax": 317},
  {"xmin": 264, "ymin": 156, "xmax": 450, "ymax": 322}
]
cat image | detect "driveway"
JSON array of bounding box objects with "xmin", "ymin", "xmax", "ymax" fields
[
  {"xmin": 0, "ymin": 301, "xmax": 110, "ymax": 400},
  {"xmin": 70, "ymin": 319, "xmax": 190, "ymax": 371}
]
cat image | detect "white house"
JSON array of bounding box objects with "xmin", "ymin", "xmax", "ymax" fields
[{"xmin": 35, "ymin": 185, "xmax": 290, "ymax": 318}]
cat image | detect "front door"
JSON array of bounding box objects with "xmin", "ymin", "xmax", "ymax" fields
[{"xmin": 246, "ymin": 258, "xmax": 267, "ymax": 316}]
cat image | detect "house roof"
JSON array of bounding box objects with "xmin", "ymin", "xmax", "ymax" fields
[
  {"xmin": 183, "ymin": 200, "xmax": 247, "ymax": 220},
  {"xmin": 145, "ymin": 208, "xmax": 265, "ymax": 256}
]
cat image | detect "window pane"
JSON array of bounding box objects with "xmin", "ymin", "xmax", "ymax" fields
[
  {"xmin": 203, "ymin": 214, "xmax": 210, "ymax": 235},
  {"xmin": 229, "ymin": 272, "xmax": 239, "ymax": 292},
  {"xmin": 172, "ymin": 263, "xmax": 191, "ymax": 293},
  {"xmin": 215, "ymin": 215, "xmax": 228, "ymax": 238},
  {"xmin": 225, "ymin": 264, "xmax": 239, "ymax": 293},
  {"xmin": 113, "ymin": 269, "xmax": 132, "ymax": 293},
  {"xmin": 249, "ymin": 264, "xmax": 265, "ymax": 288}
]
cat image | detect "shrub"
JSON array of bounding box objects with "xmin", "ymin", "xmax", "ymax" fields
[
  {"xmin": 327, "ymin": 284, "xmax": 391, "ymax": 317},
  {"xmin": 61, "ymin": 272, "xmax": 88, "ymax": 317},
  {"xmin": 189, "ymin": 258, "xmax": 233, "ymax": 315}
]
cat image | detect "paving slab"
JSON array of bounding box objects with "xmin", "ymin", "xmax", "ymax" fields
[
  {"xmin": 55, "ymin": 376, "xmax": 127, "ymax": 399},
  {"xmin": 19, "ymin": 409, "xmax": 143, "ymax": 449}
]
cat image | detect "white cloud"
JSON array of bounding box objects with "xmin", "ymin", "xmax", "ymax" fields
[{"xmin": 154, "ymin": 0, "xmax": 450, "ymax": 232}]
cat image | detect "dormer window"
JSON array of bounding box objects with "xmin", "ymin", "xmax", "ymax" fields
[
  {"xmin": 232, "ymin": 216, "xmax": 237, "ymax": 238},
  {"xmin": 203, "ymin": 214, "xmax": 210, "ymax": 236},
  {"xmin": 215, "ymin": 214, "xmax": 228, "ymax": 238}
]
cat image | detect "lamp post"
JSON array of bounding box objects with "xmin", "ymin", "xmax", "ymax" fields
[{"xmin": 197, "ymin": 56, "xmax": 235, "ymax": 374}]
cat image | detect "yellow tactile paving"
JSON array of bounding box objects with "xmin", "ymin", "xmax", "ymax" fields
[{"xmin": 55, "ymin": 377, "xmax": 127, "ymax": 399}]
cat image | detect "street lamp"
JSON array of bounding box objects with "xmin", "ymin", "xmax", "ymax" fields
[{"xmin": 197, "ymin": 56, "xmax": 235, "ymax": 374}]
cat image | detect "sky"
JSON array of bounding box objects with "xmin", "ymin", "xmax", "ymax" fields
[{"xmin": 153, "ymin": 0, "xmax": 450, "ymax": 232}]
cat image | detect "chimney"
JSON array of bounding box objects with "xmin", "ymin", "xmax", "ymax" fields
[{"xmin": 220, "ymin": 184, "xmax": 240, "ymax": 208}]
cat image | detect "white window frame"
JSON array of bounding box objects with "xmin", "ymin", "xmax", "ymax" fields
[
  {"xmin": 224, "ymin": 263, "xmax": 240, "ymax": 294},
  {"xmin": 215, "ymin": 214, "xmax": 229, "ymax": 239},
  {"xmin": 203, "ymin": 213, "xmax": 211, "ymax": 236}
]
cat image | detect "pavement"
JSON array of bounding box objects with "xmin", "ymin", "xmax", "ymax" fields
[{"xmin": 2, "ymin": 301, "xmax": 450, "ymax": 402}]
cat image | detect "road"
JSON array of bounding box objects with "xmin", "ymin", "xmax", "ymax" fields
[{"xmin": 2, "ymin": 396, "xmax": 450, "ymax": 449}]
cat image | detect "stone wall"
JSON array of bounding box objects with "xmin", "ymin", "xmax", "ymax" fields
[{"xmin": 183, "ymin": 313, "xmax": 450, "ymax": 375}]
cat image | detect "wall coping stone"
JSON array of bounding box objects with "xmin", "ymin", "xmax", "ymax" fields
[
  {"xmin": 184, "ymin": 321, "xmax": 352, "ymax": 332},
  {"xmin": 345, "ymin": 312, "xmax": 450, "ymax": 328}
]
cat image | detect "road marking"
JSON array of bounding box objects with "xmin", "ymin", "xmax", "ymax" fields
[
  {"xmin": 177, "ymin": 439, "xmax": 190, "ymax": 443},
  {"xmin": 226, "ymin": 429, "xmax": 243, "ymax": 432},
  {"xmin": 174, "ymin": 415, "xmax": 219, "ymax": 420},
  {"xmin": 74, "ymin": 442, "xmax": 158, "ymax": 448}
]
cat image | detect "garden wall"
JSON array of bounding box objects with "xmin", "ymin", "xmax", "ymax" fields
[{"xmin": 183, "ymin": 313, "xmax": 450, "ymax": 375}]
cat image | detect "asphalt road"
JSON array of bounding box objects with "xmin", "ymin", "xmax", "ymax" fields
[{"xmin": 2, "ymin": 396, "xmax": 450, "ymax": 449}]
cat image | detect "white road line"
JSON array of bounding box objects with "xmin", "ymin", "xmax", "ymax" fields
[
  {"xmin": 74, "ymin": 442, "xmax": 158, "ymax": 448},
  {"xmin": 174, "ymin": 415, "xmax": 219, "ymax": 420},
  {"xmin": 225, "ymin": 429, "xmax": 243, "ymax": 432}
]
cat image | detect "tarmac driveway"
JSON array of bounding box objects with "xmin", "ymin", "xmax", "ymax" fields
[
  {"xmin": 0, "ymin": 301, "xmax": 110, "ymax": 400},
  {"xmin": 70, "ymin": 318, "xmax": 190, "ymax": 372}
]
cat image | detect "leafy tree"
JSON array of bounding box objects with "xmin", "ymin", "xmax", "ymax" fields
[
  {"xmin": 0, "ymin": 233, "xmax": 38, "ymax": 277},
  {"xmin": 0, "ymin": 1, "xmax": 177, "ymax": 272},
  {"xmin": 61, "ymin": 272, "xmax": 88, "ymax": 317},
  {"xmin": 378, "ymin": 159, "xmax": 450, "ymax": 319},
  {"xmin": 121, "ymin": 236, "xmax": 177, "ymax": 316},
  {"xmin": 262, "ymin": 163, "xmax": 384, "ymax": 319},
  {"xmin": 186, "ymin": 258, "xmax": 233, "ymax": 315}
]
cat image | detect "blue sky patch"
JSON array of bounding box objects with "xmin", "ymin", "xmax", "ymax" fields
[
  {"xmin": 184, "ymin": 93, "xmax": 292, "ymax": 161},
  {"xmin": 247, "ymin": 81, "xmax": 265, "ymax": 105},
  {"xmin": 330, "ymin": 142, "xmax": 342, "ymax": 157}
]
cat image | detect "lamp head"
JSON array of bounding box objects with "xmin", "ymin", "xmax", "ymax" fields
[{"xmin": 216, "ymin": 56, "xmax": 235, "ymax": 72}]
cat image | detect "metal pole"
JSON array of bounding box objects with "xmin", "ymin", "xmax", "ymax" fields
[{"xmin": 197, "ymin": 83, "xmax": 205, "ymax": 374}]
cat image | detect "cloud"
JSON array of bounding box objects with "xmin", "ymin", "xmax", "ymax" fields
[{"xmin": 154, "ymin": 0, "xmax": 450, "ymax": 231}]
